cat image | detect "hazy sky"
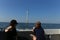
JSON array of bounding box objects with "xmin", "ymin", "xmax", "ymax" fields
[{"xmin": 0, "ymin": 0, "xmax": 60, "ymax": 23}]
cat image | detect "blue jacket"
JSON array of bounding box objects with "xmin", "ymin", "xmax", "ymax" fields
[{"xmin": 34, "ymin": 27, "xmax": 46, "ymax": 40}]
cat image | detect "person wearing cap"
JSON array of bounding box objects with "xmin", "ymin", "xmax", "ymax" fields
[
  {"xmin": 5, "ymin": 20, "xmax": 18, "ymax": 40},
  {"xmin": 32, "ymin": 21, "xmax": 46, "ymax": 40}
]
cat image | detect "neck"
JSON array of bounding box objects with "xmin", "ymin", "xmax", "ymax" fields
[
  {"xmin": 10, "ymin": 25, "xmax": 15, "ymax": 29},
  {"xmin": 36, "ymin": 26, "xmax": 41, "ymax": 29}
]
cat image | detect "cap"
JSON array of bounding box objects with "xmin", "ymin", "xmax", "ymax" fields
[{"xmin": 10, "ymin": 20, "xmax": 18, "ymax": 24}]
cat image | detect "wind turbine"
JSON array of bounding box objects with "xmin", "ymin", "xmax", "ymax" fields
[{"xmin": 26, "ymin": 9, "xmax": 29, "ymax": 28}]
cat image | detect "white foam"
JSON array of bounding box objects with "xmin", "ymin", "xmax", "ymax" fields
[{"xmin": 16, "ymin": 29, "xmax": 60, "ymax": 35}]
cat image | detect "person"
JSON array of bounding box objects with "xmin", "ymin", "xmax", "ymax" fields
[
  {"xmin": 32, "ymin": 21, "xmax": 46, "ymax": 40},
  {"xmin": 5, "ymin": 20, "xmax": 18, "ymax": 40}
]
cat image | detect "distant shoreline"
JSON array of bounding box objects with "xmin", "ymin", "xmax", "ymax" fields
[{"xmin": 0, "ymin": 22, "xmax": 60, "ymax": 24}]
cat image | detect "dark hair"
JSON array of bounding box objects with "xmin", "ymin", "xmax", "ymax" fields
[{"xmin": 10, "ymin": 20, "xmax": 18, "ymax": 26}]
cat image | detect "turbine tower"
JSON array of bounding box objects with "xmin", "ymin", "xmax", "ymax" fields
[
  {"xmin": 26, "ymin": 9, "xmax": 29, "ymax": 27},
  {"xmin": 26, "ymin": 9, "xmax": 29, "ymax": 23}
]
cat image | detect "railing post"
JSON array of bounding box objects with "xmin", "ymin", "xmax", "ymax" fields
[{"xmin": 49, "ymin": 35, "xmax": 52, "ymax": 40}]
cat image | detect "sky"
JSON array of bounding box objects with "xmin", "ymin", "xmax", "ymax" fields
[{"xmin": 0, "ymin": 0, "xmax": 60, "ymax": 23}]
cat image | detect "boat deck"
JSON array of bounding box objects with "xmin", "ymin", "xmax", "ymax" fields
[{"xmin": 0, "ymin": 29, "xmax": 60, "ymax": 40}]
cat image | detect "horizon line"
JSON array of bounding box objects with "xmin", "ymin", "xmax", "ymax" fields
[{"xmin": 0, "ymin": 21, "xmax": 60, "ymax": 24}]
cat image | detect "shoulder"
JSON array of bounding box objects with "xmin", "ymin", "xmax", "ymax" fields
[{"xmin": 5, "ymin": 26, "xmax": 12, "ymax": 32}]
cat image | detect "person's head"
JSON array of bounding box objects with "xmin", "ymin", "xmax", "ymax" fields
[
  {"xmin": 10, "ymin": 20, "xmax": 18, "ymax": 27},
  {"xmin": 35, "ymin": 21, "xmax": 41, "ymax": 28}
]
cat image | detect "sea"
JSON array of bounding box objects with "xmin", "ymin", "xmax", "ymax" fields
[{"xmin": 0, "ymin": 22, "xmax": 60, "ymax": 31}]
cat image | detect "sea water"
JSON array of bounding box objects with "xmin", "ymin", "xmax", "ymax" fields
[{"xmin": 0, "ymin": 22, "xmax": 60, "ymax": 29}]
